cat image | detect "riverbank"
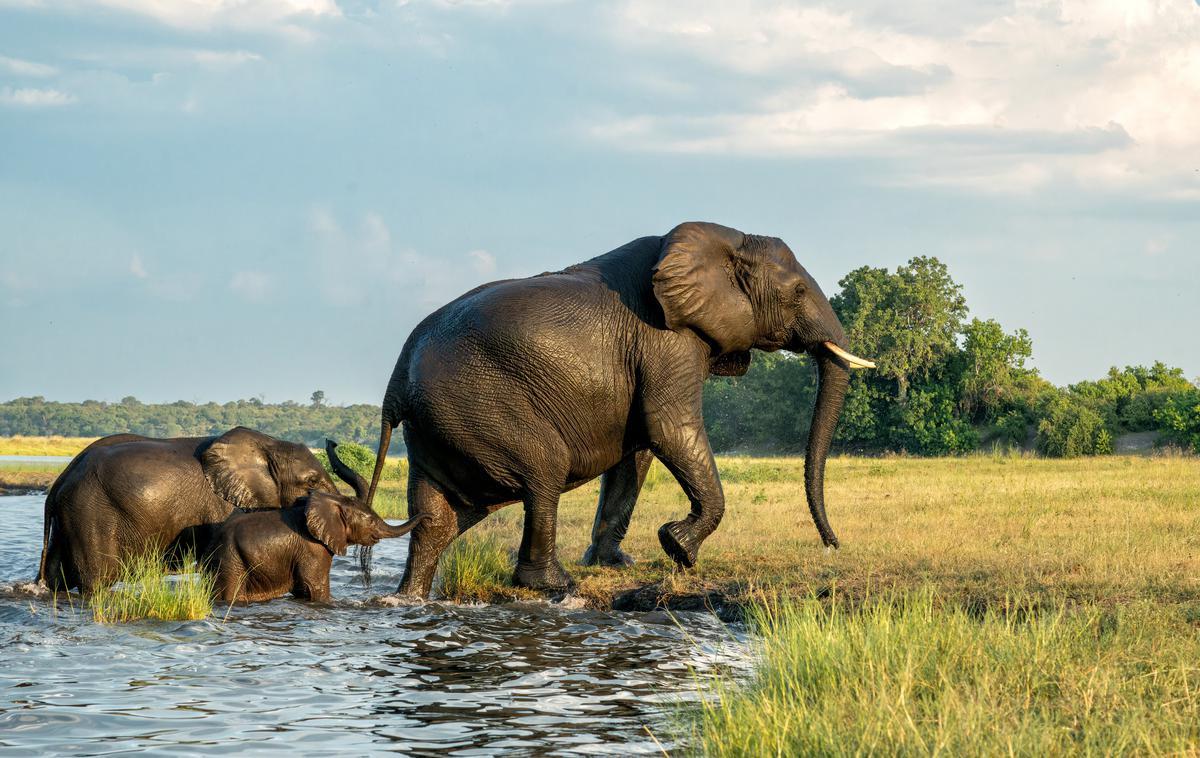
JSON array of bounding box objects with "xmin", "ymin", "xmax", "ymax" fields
[
  {"xmin": 376, "ymin": 454, "xmax": 1200, "ymax": 621},
  {"xmin": 8, "ymin": 450, "xmax": 1199, "ymax": 620}
]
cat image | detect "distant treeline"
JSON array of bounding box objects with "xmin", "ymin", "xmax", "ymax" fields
[
  {"xmin": 3, "ymin": 256, "xmax": 1198, "ymax": 458},
  {"xmin": 0, "ymin": 396, "xmax": 387, "ymax": 450}
]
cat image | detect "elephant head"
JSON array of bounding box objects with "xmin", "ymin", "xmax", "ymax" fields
[
  {"xmin": 200, "ymin": 426, "xmax": 339, "ymax": 508},
  {"xmin": 303, "ymin": 491, "xmax": 427, "ymax": 556},
  {"xmin": 652, "ymin": 222, "xmax": 875, "ymax": 548}
]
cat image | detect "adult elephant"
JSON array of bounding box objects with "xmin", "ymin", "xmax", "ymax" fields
[
  {"xmin": 38, "ymin": 427, "xmax": 349, "ymax": 592},
  {"xmin": 364, "ymin": 222, "xmax": 875, "ymax": 596}
]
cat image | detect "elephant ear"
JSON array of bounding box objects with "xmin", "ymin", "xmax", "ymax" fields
[
  {"xmin": 305, "ymin": 495, "xmax": 348, "ymax": 556},
  {"xmin": 710, "ymin": 351, "xmax": 752, "ymax": 377},
  {"xmin": 200, "ymin": 427, "xmax": 279, "ymax": 507},
  {"xmin": 653, "ymin": 222, "xmax": 758, "ymax": 355}
]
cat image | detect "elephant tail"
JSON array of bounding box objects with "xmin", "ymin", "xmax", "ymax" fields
[
  {"xmin": 365, "ymin": 417, "xmax": 396, "ymax": 514},
  {"xmin": 36, "ymin": 504, "xmax": 52, "ymax": 585},
  {"xmin": 366, "ymin": 365, "xmax": 409, "ymax": 512},
  {"xmin": 37, "ymin": 507, "xmax": 64, "ymax": 589}
]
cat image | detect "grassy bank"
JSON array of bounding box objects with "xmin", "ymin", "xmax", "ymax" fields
[
  {"xmin": 0, "ymin": 462, "xmax": 64, "ymax": 492},
  {"xmin": 0, "ymin": 436, "xmax": 87, "ymax": 492},
  {"xmin": 380, "ymin": 454, "xmax": 1200, "ymax": 612},
  {"xmin": 685, "ymin": 589, "xmax": 1200, "ymax": 756}
]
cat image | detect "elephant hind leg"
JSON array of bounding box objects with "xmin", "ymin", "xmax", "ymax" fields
[
  {"xmin": 397, "ymin": 475, "xmax": 485, "ymax": 599},
  {"xmin": 582, "ymin": 449, "xmax": 653, "ymax": 567},
  {"xmin": 512, "ymin": 483, "xmax": 574, "ymax": 593}
]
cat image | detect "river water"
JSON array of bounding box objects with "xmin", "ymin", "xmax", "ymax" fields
[{"xmin": 0, "ymin": 495, "xmax": 749, "ymax": 756}]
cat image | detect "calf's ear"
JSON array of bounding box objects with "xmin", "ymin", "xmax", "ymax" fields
[{"xmin": 305, "ymin": 497, "xmax": 348, "ymax": 556}]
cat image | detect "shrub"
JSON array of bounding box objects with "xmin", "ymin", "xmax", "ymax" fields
[
  {"xmin": 1154, "ymin": 390, "xmax": 1200, "ymax": 453},
  {"xmin": 1036, "ymin": 394, "xmax": 1113, "ymax": 457},
  {"xmin": 994, "ymin": 410, "xmax": 1029, "ymax": 449}
]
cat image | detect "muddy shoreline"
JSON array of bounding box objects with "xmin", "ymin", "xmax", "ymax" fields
[{"xmin": 0, "ymin": 478, "xmax": 53, "ymax": 496}]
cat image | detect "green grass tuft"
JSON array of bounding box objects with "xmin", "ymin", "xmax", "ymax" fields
[
  {"xmin": 88, "ymin": 549, "xmax": 215, "ymax": 623},
  {"xmin": 436, "ymin": 533, "xmax": 527, "ymax": 603},
  {"xmin": 684, "ymin": 587, "xmax": 1200, "ymax": 757}
]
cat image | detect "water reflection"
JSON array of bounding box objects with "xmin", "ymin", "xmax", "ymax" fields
[{"xmin": 0, "ymin": 496, "xmax": 749, "ymax": 755}]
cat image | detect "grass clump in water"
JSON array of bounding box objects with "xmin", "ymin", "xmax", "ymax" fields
[
  {"xmin": 89, "ymin": 549, "xmax": 215, "ymax": 623},
  {"xmin": 686, "ymin": 587, "xmax": 1200, "ymax": 756},
  {"xmin": 437, "ymin": 533, "xmax": 529, "ymax": 603}
]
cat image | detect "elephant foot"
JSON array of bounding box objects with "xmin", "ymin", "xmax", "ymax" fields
[
  {"xmin": 513, "ymin": 559, "xmax": 576, "ymax": 594},
  {"xmin": 581, "ymin": 543, "xmax": 637, "ymax": 568},
  {"xmin": 657, "ymin": 520, "xmax": 703, "ymax": 568}
]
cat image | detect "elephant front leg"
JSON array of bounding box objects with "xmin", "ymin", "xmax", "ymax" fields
[
  {"xmin": 582, "ymin": 450, "xmax": 653, "ymax": 567},
  {"xmin": 513, "ymin": 485, "xmax": 575, "ymax": 593},
  {"xmin": 647, "ymin": 418, "xmax": 725, "ymax": 569}
]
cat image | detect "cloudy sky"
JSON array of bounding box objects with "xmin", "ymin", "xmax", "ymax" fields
[{"xmin": 1, "ymin": 0, "xmax": 1197, "ymax": 404}]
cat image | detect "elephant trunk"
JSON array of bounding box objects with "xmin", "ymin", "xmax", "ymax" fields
[
  {"xmin": 381, "ymin": 513, "xmax": 428, "ymax": 539},
  {"xmin": 804, "ymin": 351, "xmax": 850, "ymax": 548},
  {"xmin": 325, "ymin": 440, "xmax": 369, "ymax": 501}
]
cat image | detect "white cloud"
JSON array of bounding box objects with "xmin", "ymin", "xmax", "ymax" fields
[
  {"xmin": 1144, "ymin": 235, "xmax": 1170, "ymax": 257},
  {"xmin": 0, "ymin": 54, "xmax": 57, "ymax": 77},
  {"xmin": 0, "ymin": 86, "xmax": 75, "ymax": 107},
  {"xmin": 468, "ymin": 249, "xmax": 496, "ymax": 276},
  {"xmin": 15, "ymin": 0, "xmax": 340, "ymax": 35},
  {"xmin": 129, "ymin": 253, "xmax": 148, "ymax": 279},
  {"xmin": 596, "ymin": 0, "xmax": 1200, "ymax": 196},
  {"xmin": 309, "ymin": 207, "xmax": 502, "ymax": 307},
  {"xmin": 230, "ymin": 270, "xmax": 272, "ymax": 302},
  {"xmin": 192, "ymin": 49, "xmax": 264, "ymax": 67}
]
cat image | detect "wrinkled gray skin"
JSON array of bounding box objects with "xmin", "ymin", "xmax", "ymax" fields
[
  {"xmin": 206, "ymin": 485, "xmax": 426, "ymax": 604},
  {"xmin": 365, "ymin": 222, "xmax": 855, "ymax": 596},
  {"xmin": 38, "ymin": 426, "xmax": 341, "ymax": 592}
]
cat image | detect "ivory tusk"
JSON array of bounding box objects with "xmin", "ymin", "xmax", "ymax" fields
[{"xmin": 823, "ymin": 341, "xmax": 877, "ymax": 369}]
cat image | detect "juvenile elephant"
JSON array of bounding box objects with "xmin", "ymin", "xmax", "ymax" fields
[
  {"xmin": 364, "ymin": 222, "xmax": 874, "ymax": 596},
  {"xmin": 39, "ymin": 427, "xmax": 346, "ymax": 592},
  {"xmin": 205, "ymin": 491, "xmax": 426, "ymax": 603}
]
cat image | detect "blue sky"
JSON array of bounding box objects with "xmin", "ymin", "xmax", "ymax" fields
[{"xmin": 2, "ymin": 0, "xmax": 1197, "ymax": 404}]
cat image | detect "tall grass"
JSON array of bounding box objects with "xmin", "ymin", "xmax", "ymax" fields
[
  {"xmin": 436, "ymin": 534, "xmax": 535, "ymax": 603},
  {"xmin": 685, "ymin": 588, "xmax": 1200, "ymax": 757},
  {"xmin": 88, "ymin": 550, "xmax": 215, "ymax": 623}
]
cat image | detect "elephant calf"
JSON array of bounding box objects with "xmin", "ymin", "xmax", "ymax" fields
[{"xmin": 205, "ymin": 492, "xmax": 426, "ymax": 603}]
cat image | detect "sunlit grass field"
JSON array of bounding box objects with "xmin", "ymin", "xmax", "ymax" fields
[
  {"xmin": 369, "ymin": 454, "xmax": 1200, "ymax": 611},
  {"xmin": 0, "ymin": 435, "xmax": 97, "ymax": 457}
]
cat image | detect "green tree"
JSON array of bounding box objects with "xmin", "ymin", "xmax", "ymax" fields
[
  {"xmin": 957, "ymin": 318, "xmax": 1034, "ymax": 423},
  {"xmin": 830, "ymin": 256, "xmax": 973, "ymax": 453},
  {"xmin": 834, "ymin": 256, "xmax": 967, "ymax": 402}
]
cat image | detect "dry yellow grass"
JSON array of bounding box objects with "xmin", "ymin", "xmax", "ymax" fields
[
  {"xmin": 0, "ymin": 435, "xmax": 98, "ymax": 457},
  {"xmin": 375, "ymin": 453, "xmax": 1200, "ymax": 610}
]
